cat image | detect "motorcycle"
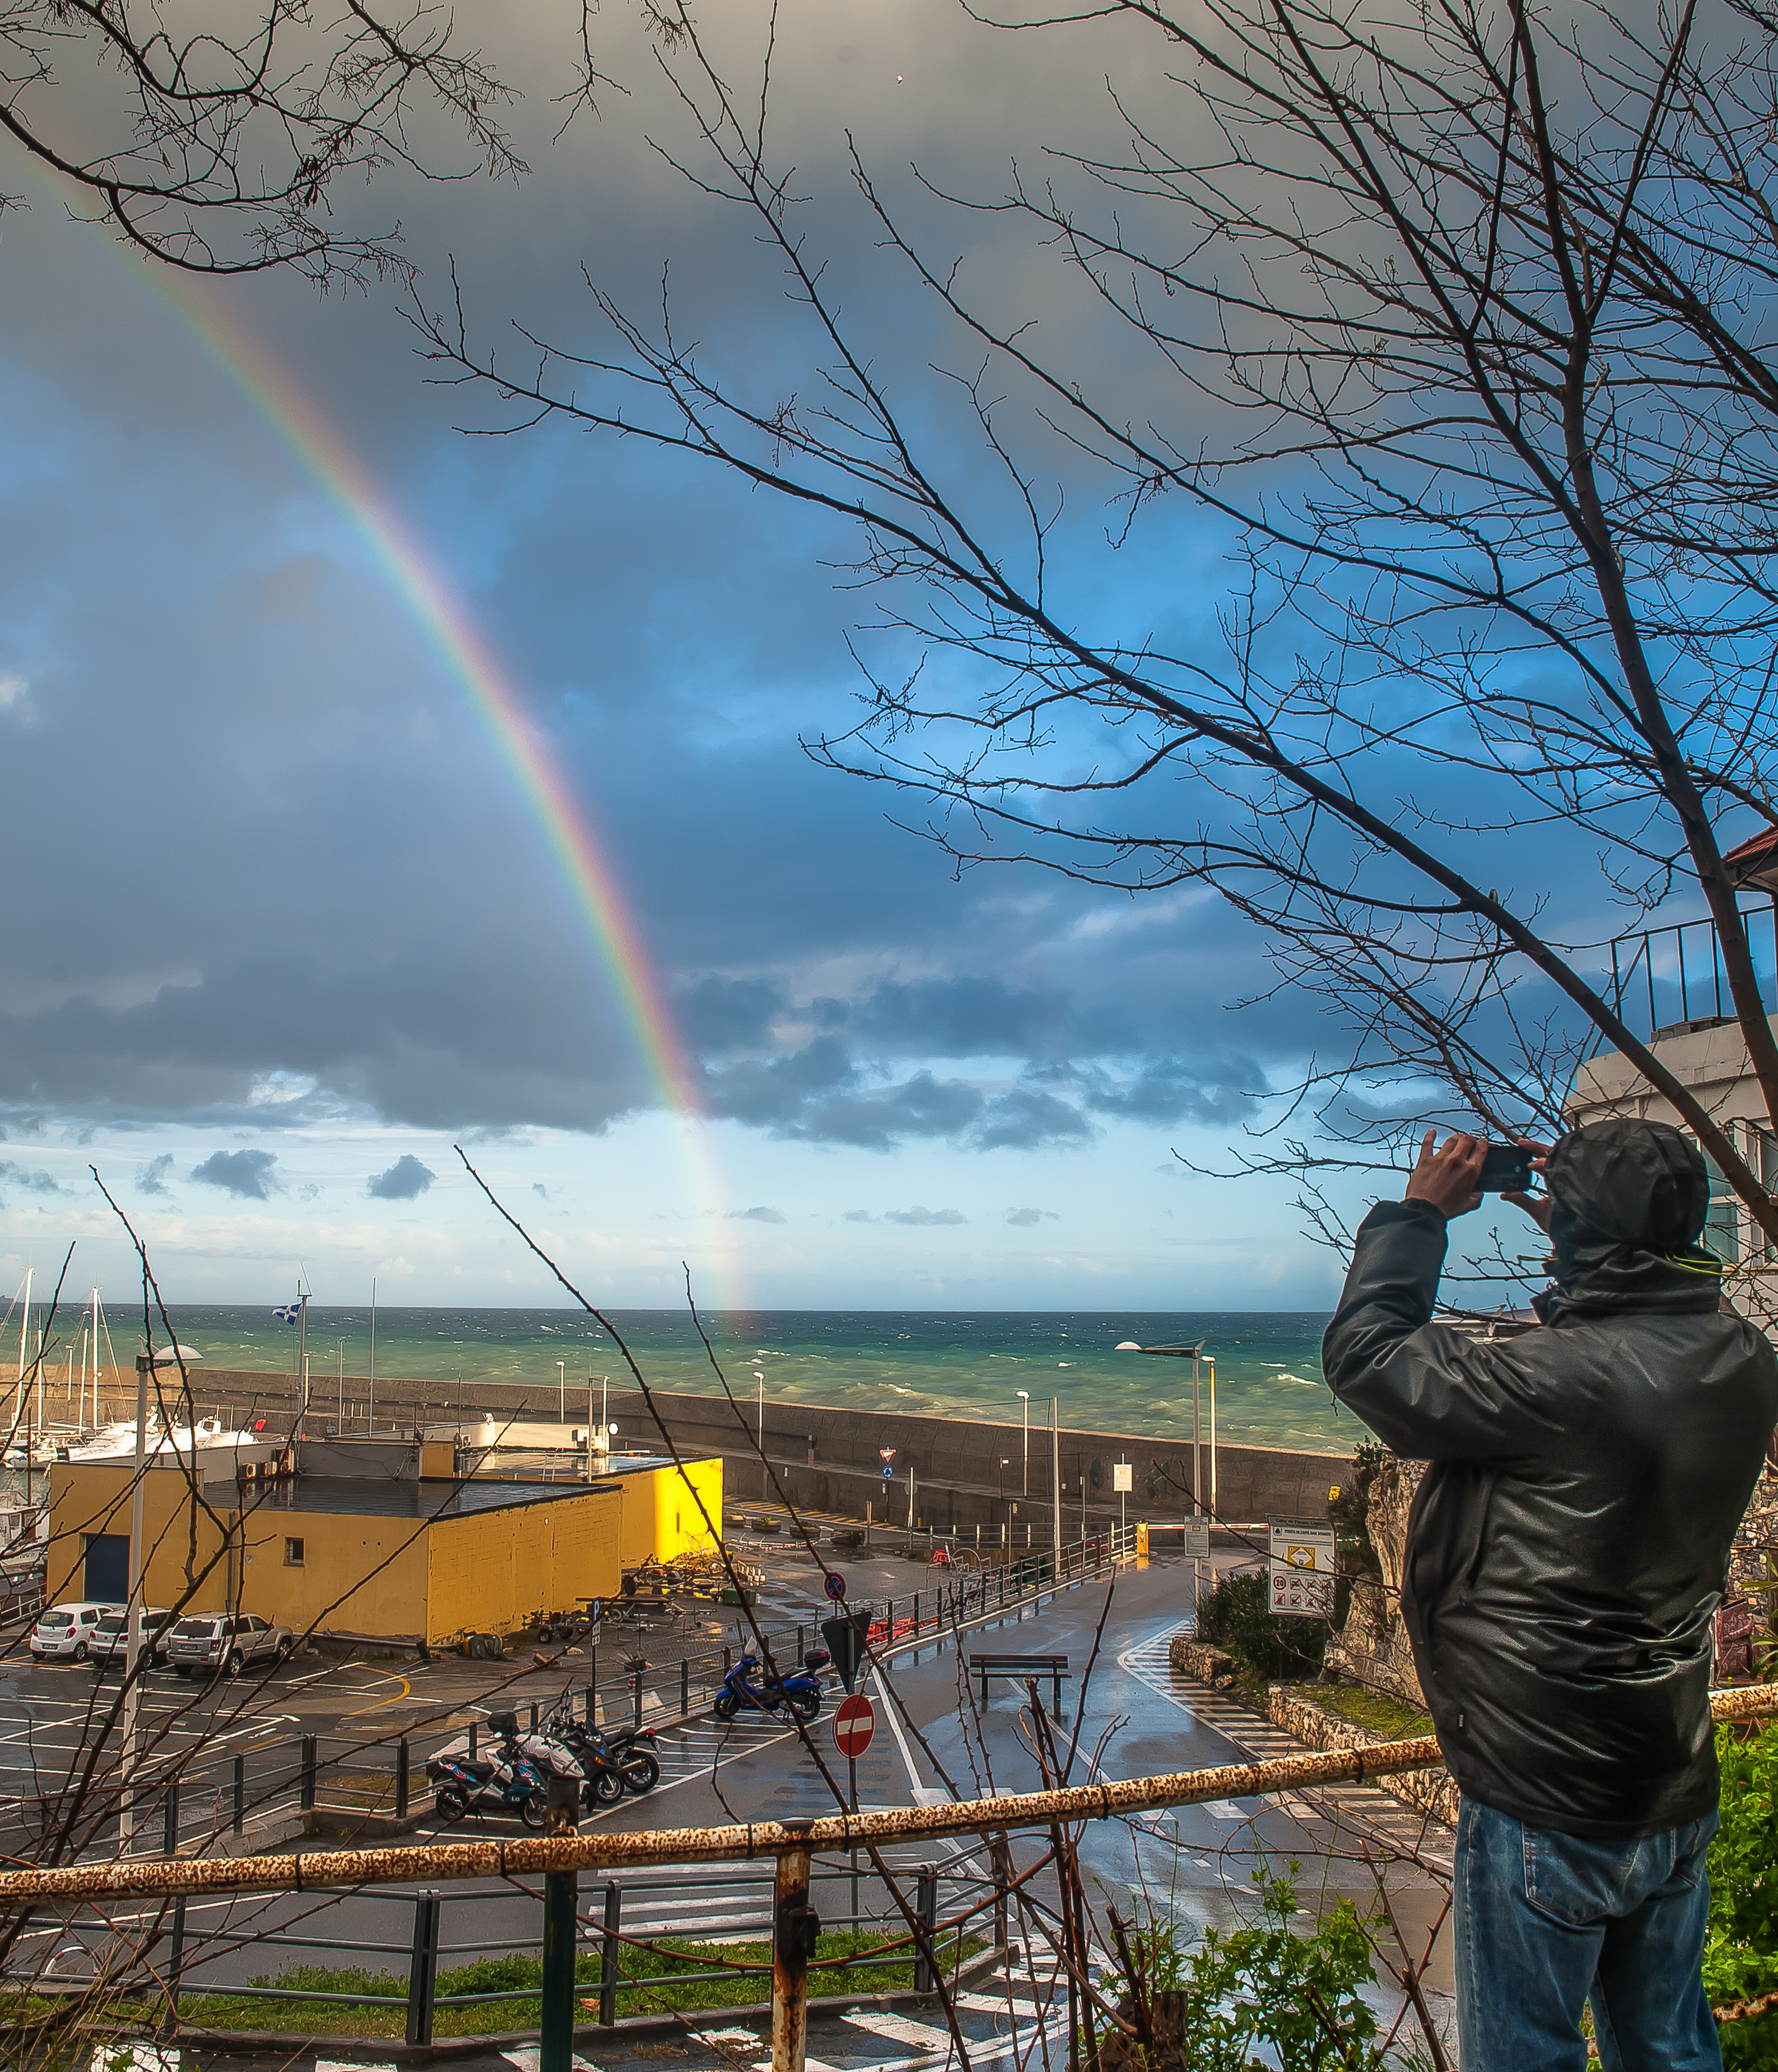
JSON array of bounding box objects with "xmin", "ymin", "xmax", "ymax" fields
[
  {"xmin": 427, "ymin": 1710, "xmax": 550, "ymax": 1828},
  {"xmin": 712, "ymin": 1649, "xmax": 826, "ymax": 1723},
  {"xmin": 540, "ymin": 1711, "xmax": 662, "ymax": 1800}
]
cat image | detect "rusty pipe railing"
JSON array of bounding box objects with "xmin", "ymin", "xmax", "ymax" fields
[{"xmin": 3, "ymin": 1682, "xmax": 1777, "ymax": 1907}]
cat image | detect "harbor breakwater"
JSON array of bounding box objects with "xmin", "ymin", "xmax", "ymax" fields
[{"xmin": 69, "ymin": 1367, "xmax": 1350, "ymax": 1530}]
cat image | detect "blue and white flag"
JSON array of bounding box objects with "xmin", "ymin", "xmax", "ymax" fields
[{"xmin": 272, "ymin": 1303, "xmax": 301, "ymax": 1326}]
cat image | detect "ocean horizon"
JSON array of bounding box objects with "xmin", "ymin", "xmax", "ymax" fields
[{"xmin": 33, "ymin": 1304, "xmax": 1356, "ymax": 1451}]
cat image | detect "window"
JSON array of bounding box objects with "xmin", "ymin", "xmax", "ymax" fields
[{"xmin": 284, "ymin": 1538, "xmax": 304, "ymax": 1568}]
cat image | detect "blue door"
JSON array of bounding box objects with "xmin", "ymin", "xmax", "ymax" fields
[{"xmin": 83, "ymin": 1534, "xmax": 128, "ymax": 1601}]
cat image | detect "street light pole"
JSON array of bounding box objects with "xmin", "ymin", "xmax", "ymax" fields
[
  {"xmin": 1018, "ymin": 1391, "xmax": 1029, "ymax": 1495},
  {"xmin": 755, "ymin": 1370, "xmax": 767, "ymax": 1500},
  {"xmin": 119, "ymin": 1352, "xmax": 150, "ymax": 1851},
  {"xmin": 557, "ymin": 1361, "xmax": 565, "ymax": 1425},
  {"xmin": 1050, "ymin": 1398, "xmax": 1061, "ymax": 1580}
]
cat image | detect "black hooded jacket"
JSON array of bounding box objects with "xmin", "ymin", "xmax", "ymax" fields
[{"xmin": 1323, "ymin": 1118, "xmax": 1778, "ymax": 1839}]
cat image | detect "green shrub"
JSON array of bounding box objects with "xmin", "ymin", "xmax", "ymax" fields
[
  {"xmin": 1197, "ymin": 1571, "xmax": 1329, "ymax": 1681},
  {"xmin": 1707, "ymin": 1722, "xmax": 1778, "ymax": 2068},
  {"xmin": 1100, "ymin": 1865, "xmax": 1387, "ymax": 2070}
]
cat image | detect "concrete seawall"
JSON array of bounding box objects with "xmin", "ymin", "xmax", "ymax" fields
[{"xmin": 74, "ymin": 1368, "xmax": 1351, "ymax": 1532}]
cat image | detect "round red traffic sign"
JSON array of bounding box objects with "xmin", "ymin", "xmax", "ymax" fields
[{"xmin": 833, "ymin": 1693, "xmax": 875, "ymax": 1759}]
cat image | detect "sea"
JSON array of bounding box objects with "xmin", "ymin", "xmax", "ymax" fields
[{"xmin": 73, "ymin": 1306, "xmax": 1352, "ymax": 1453}]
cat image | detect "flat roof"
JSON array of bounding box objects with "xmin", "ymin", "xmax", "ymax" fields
[{"xmin": 227, "ymin": 1477, "xmax": 615, "ymax": 1520}]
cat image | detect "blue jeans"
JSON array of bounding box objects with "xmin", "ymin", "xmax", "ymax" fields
[{"xmin": 1455, "ymin": 1795, "xmax": 1722, "ymax": 2072}]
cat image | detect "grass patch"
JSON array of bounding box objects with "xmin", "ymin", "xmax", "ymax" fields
[
  {"xmin": 164, "ymin": 1929, "xmax": 985, "ymax": 2037},
  {"xmin": 1295, "ymin": 1683, "xmax": 1432, "ymax": 1740}
]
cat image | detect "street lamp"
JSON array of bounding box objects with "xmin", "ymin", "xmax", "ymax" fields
[
  {"xmin": 754, "ymin": 1369, "xmax": 767, "ymax": 1500},
  {"xmin": 557, "ymin": 1360, "xmax": 566, "ymax": 1425},
  {"xmin": 1116, "ymin": 1339, "xmax": 1210, "ymax": 1522},
  {"xmin": 1016, "ymin": 1391, "xmax": 1030, "ymax": 1494}
]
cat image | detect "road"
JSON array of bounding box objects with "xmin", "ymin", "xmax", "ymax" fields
[{"xmin": 6, "ymin": 1549, "xmax": 1458, "ymax": 2069}]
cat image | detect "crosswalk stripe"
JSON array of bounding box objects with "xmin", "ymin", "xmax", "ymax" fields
[{"xmin": 1116, "ymin": 1625, "xmax": 1453, "ymax": 1869}]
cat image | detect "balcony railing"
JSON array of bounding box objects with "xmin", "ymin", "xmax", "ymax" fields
[{"xmin": 1593, "ymin": 898, "xmax": 1778, "ymax": 1048}]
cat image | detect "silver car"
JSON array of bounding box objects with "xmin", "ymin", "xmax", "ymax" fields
[
  {"xmin": 89, "ymin": 1608, "xmax": 176, "ymax": 1670},
  {"xmin": 166, "ymin": 1612, "xmax": 294, "ymax": 1677}
]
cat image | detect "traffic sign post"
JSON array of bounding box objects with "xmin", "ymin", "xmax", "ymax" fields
[{"xmin": 833, "ymin": 1693, "xmax": 875, "ymax": 1761}]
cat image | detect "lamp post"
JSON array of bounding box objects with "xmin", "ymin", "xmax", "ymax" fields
[
  {"xmin": 1116, "ymin": 1338, "xmax": 1209, "ymax": 1519},
  {"xmin": 755, "ymin": 1370, "xmax": 767, "ymax": 1500},
  {"xmin": 1050, "ymin": 1398, "xmax": 1062, "ymax": 1580},
  {"xmin": 1017, "ymin": 1391, "xmax": 1030, "ymax": 1494},
  {"xmin": 557, "ymin": 1360, "xmax": 566, "ymax": 1425}
]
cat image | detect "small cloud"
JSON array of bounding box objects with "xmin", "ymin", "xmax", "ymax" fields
[
  {"xmin": 843, "ymin": 1209, "xmax": 877, "ymax": 1223},
  {"xmin": 138, "ymin": 1154, "xmax": 175, "ymax": 1197},
  {"xmin": 533, "ymin": 1183, "xmax": 549, "ymax": 1199},
  {"xmin": 884, "ymin": 1206, "xmax": 967, "ymax": 1226},
  {"xmin": 191, "ymin": 1148, "xmax": 279, "ymax": 1200},
  {"xmin": 728, "ymin": 1205, "xmax": 787, "ymax": 1224},
  {"xmin": 367, "ymin": 1154, "xmax": 435, "ymax": 1201},
  {"xmin": 1005, "ymin": 1207, "xmax": 1059, "ymax": 1227},
  {"xmin": 0, "ymin": 1161, "xmax": 61, "ymax": 1196},
  {"xmin": 0, "ymin": 674, "xmax": 27, "ymax": 711},
  {"xmin": 298, "ymin": 1183, "xmax": 321, "ymax": 1201}
]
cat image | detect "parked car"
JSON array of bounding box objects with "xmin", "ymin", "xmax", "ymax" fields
[
  {"xmin": 30, "ymin": 1602, "xmax": 122, "ymax": 1663},
  {"xmin": 89, "ymin": 1608, "xmax": 176, "ymax": 1671},
  {"xmin": 166, "ymin": 1613, "xmax": 294, "ymax": 1677}
]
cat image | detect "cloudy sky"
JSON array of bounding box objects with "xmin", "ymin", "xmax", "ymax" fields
[{"xmin": 0, "ymin": 0, "xmax": 1506, "ymax": 1312}]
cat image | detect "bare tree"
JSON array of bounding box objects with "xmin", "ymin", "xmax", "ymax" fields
[
  {"xmin": 415, "ymin": 0, "xmax": 1778, "ymax": 1278},
  {"xmin": 1, "ymin": 0, "xmax": 528, "ymax": 282}
]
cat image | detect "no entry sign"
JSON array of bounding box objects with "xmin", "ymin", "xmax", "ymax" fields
[{"xmin": 833, "ymin": 1693, "xmax": 876, "ymax": 1760}]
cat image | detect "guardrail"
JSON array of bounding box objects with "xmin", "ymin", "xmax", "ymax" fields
[{"xmin": 4, "ymin": 1684, "xmax": 1777, "ymax": 2072}]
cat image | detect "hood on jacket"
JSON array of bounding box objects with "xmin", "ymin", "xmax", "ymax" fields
[{"xmin": 1535, "ymin": 1118, "xmax": 1722, "ymax": 1321}]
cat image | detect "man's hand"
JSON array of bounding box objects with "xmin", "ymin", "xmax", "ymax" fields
[
  {"xmin": 1404, "ymin": 1130, "xmax": 1487, "ymax": 1219},
  {"xmin": 1503, "ymin": 1139, "xmax": 1554, "ymax": 1233}
]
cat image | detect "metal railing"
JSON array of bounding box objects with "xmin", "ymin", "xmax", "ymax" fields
[
  {"xmin": 4, "ymin": 1684, "xmax": 1777, "ymax": 2072},
  {"xmin": 0, "ymin": 1527, "xmax": 1140, "ymax": 1862},
  {"xmin": 1596, "ymin": 899, "xmax": 1778, "ymax": 1047}
]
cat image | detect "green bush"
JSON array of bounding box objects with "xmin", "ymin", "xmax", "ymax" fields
[
  {"xmin": 1707, "ymin": 1722, "xmax": 1778, "ymax": 2068},
  {"xmin": 1197, "ymin": 1571, "xmax": 1329, "ymax": 1682},
  {"xmin": 1101, "ymin": 1865, "xmax": 1387, "ymax": 2070}
]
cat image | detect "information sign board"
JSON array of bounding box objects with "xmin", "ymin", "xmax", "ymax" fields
[
  {"xmin": 1269, "ymin": 1515, "xmax": 1337, "ymax": 1618},
  {"xmin": 1112, "ymin": 1463, "xmax": 1133, "ymax": 1493},
  {"xmin": 1183, "ymin": 1517, "xmax": 1210, "ymax": 1561}
]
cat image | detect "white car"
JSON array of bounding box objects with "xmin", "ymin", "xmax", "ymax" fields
[
  {"xmin": 166, "ymin": 1613, "xmax": 294, "ymax": 1677},
  {"xmin": 31, "ymin": 1602, "xmax": 123, "ymax": 1663},
  {"xmin": 89, "ymin": 1608, "xmax": 176, "ymax": 1670}
]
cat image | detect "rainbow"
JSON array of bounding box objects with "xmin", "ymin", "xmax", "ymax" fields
[{"xmin": 19, "ymin": 182, "xmax": 742, "ymax": 1306}]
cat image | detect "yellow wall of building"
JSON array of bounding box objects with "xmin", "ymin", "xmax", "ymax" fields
[
  {"xmin": 426, "ymin": 1486, "xmax": 621, "ymax": 1645},
  {"xmin": 234, "ymin": 1504, "xmax": 432, "ymax": 1642},
  {"xmin": 48, "ymin": 1464, "xmax": 232, "ymax": 1613},
  {"xmin": 615, "ymin": 1457, "xmax": 724, "ymax": 1567}
]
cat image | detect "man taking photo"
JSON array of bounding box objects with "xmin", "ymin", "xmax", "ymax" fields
[{"xmin": 1324, "ymin": 1117, "xmax": 1778, "ymax": 2072}]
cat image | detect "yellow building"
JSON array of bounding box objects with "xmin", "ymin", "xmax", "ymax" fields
[
  {"xmin": 47, "ymin": 1444, "xmax": 624, "ymax": 1648},
  {"xmin": 580, "ymin": 1451, "xmax": 724, "ymax": 1568}
]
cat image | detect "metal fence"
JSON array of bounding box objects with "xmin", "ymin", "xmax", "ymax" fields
[
  {"xmin": 0, "ymin": 1525, "xmax": 1140, "ymax": 1862},
  {"xmin": 128, "ymin": 1856, "xmax": 991, "ymax": 2044}
]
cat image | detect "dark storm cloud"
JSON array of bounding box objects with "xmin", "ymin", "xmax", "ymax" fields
[
  {"xmin": 137, "ymin": 1153, "xmax": 174, "ymax": 1196},
  {"xmin": 0, "ymin": 8, "xmax": 1467, "ymax": 1161},
  {"xmin": 368, "ymin": 1154, "xmax": 435, "ymax": 1200},
  {"xmin": 699, "ymin": 1032, "xmax": 1260, "ymax": 1152},
  {"xmin": 191, "ymin": 1149, "xmax": 279, "ymax": 1199}
]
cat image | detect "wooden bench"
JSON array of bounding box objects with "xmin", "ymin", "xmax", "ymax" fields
[{"xmin": 969, "ymin": 1652, "xmax": 1070, "ymax": 1717}]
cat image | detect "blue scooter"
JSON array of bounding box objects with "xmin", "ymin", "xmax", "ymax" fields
[{"xmin": 713, "ymin": 1648, "xmax": 827, "ymax": 1722}]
